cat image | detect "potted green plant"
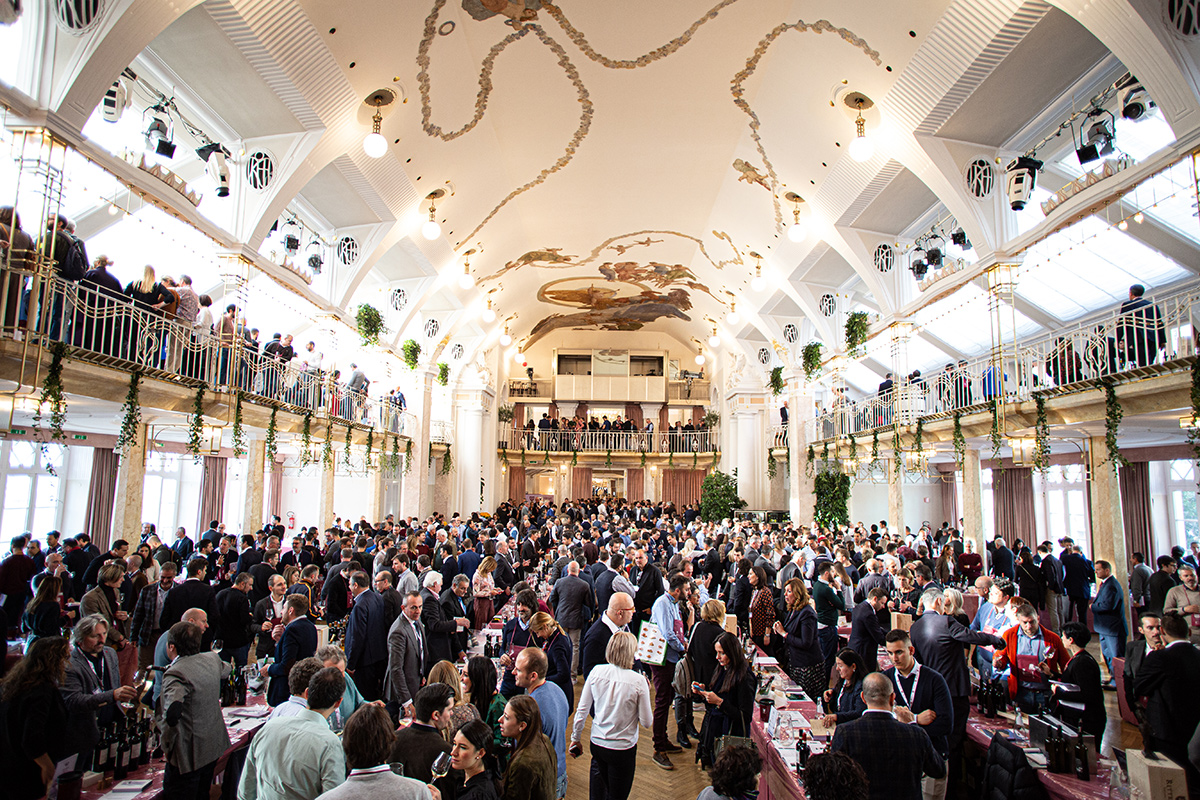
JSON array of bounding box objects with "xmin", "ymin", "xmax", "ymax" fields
[
  {"xmin": 768, "ymin": 366, "xmax": 785, "ymax": 396},
  {"xmin": 402, "ymin": 339, "xmax": 421, "ymax": 370},
  {"xmin": 355, "ymin": 303, "xmax": 386, "ymax": 346},
  {"xmin": 845, "ymin": 311, "xmax": 870, "ymax": 356},
  {"xmin": 801, "ymin": 342, "xmax": 823, "ymax": 380},
  {"xmin": 437, "ymin": 362, "xmax": 450, "ymax": 386},
  {"xmin": 498, "ymin": 404, "xmax": 515, "ymax": 424}
]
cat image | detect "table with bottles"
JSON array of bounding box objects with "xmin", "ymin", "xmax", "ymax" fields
[{"xmin": 746, "ymin": 648, "xmax": 825, "ymax": 800}]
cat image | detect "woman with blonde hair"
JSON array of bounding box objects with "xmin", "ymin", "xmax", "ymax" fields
[
  {"xmin": 473, "ymin": 557, "xmax": 499, "ymax": 628},
  {"xmin": 529, "ymin": 611, "xmax": 574, "ymax": 712},
  {"xmin": 428, "ymin": 659, "xmax": 482, "ymax": 737},
  {"xmin": 941, "ymin": 587, "xmax": 971, "ymax": 627}
]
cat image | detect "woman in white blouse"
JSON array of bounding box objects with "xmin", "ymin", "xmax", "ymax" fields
[{"xmin": 569, "ymin": 631, "xmax": 652, "ymax": 800}]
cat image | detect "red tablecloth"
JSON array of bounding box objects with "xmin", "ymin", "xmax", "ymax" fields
[
  {"xmin": 81, "ymin": 695, "xmax": 270, "ymax": 800},
  {"xmin": 750, "ymin": 697, "xmax": 821, "ymax": 800},
  {"xmin": 965, "ymin": 711, "xmax": 1112, "ymax": 800}
]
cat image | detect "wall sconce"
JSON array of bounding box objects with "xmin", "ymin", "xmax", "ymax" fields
[
  {"xmin": 1008, "ymin": 436, "xmax": 1037, "ymax": 467},
  {"xmin": 422, "ymin": 188, "xmax": 446, "ymax": 240},
  {"xmin": 785, "ymin": 192, "xmax": 808, "ymax": 242},
  {"xmin": 201, "ymin": 425, "xmax": 224, "ymax": 455}
]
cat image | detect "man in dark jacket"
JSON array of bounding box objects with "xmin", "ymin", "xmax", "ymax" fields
[
  {"xmin": 989, "ymin": 538, "xmax": 1016, "ymax": 581},
  {"xmin": 440, "ymin": 575, "xmax": 472, "ymax": 659},
  {"xmin": 213, "ymin": 573, "xmax": 255, "ymax": 666},
  {"xmin": 419, "ymin": 573, "xmax": 466, "ymax": 672},
  {"xmin": 345, "ymin": 571, "xmax": 389, "ymax": 701},
  {"xmin": 1037, "ymin": 542, "xmax": 1065, "ymax": 632},
  {"xmin": 247, "ymin": 549, "xmax": 279, "ymax": 606},
  {"xmin": 1089, "ymin": 560, "xmax": 1127, "ymax": 678},
  {"xmin": 549, "ymin": 560, "xmax": 596, "ymax": 682},
  {"xmin": 1133, "ymin": 613, "xmax": 1200, "ymax": 792},
  {"xmin": 629, "ymin": 548, "xmax": 664, "ymax": 624},
  {"xmin": 160, "ymin": 558, "xmax": 217, "ymax": 650},
  {"xmin": 1147, "ymin": 556, "xmax": 1179, "ymax": 612},
  {"xmin": 262, "ymin": 594, "xmax": 318, "ymax": 706},
  {"xmin": 848, "ymin": 589, "xmax": 889, "ymax": 672},
  {"xmin": 581, "ymin": 592, "xmax": 635, "ymax": 680},
  {"xmin": 883, "ymin": 629, "xmax": 954, "ymax": 796},
  {"xmin": 1061, "ymin": 546, "xmax": 1095, "ymax": 624}
]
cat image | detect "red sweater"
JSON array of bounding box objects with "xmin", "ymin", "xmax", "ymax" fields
[{"xmin": 993, "ymin": 624, "xmax": 1070, "ymax": 696}]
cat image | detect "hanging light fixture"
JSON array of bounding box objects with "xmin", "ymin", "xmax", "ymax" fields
[
  {"xmin": 499, "ymin": 325, "xmax": 512, "ymax": 347},
  {"xmin": 727, "ymin": 303, "xmax": 740, "ymax": 326},
  {"xmin": 707, "ymin": 327, "xmax": 721, "ymax": 348},
  {"xmin": 846, "ymin": 94, "xmax": 875, "ymax": 162},
  {"xmin": 785, "ymin": 192, "xmax": 807, "ymax": 242},
  {"xmin": 422, "ymin": 188, "xmax": 445, "ymax": 240},
  {"xmin": 749, "ymin": 252, "xmax": 766, "ymax": 292},
  {"xmin": 481, "ymin": 298, "xmax": 497, "ymax": 323},
  {"xmin": 362, "ymin": 91, "xmax": 394, "ymax": 159},
  {"xmin": 458, "ymin": 248, "xmax": 476, "ymax": 289},
  {"xmin": 695, "ymin": 353, "xmax": 706, "ymax": 366}
]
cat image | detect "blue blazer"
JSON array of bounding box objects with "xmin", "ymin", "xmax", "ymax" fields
[
  {"xmin": 1090, "ymin": 575, "xmax": 1128, "ymax": 638},
  {"xmin": 346, "ymin": 589, "xmax": 389, "ymax": 671},
  {"xmin": 831, "ymin": 677, "xmax": 866, "ymax": 723},
  {"xmin": 1062, "ymin": 552, "xmax": 1095, "ymax": 599},
  {"xmin": 267, "ymin": 616, "xmax": 318, "ymax": 706},
  {"xmin": 884, "ymin": 663, "xmax": 954, "ymax": 755}
]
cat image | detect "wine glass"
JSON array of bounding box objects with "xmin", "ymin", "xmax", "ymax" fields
[{"xmin": 431, "ymin": 752, "xmax": 451, "ymax": 780}]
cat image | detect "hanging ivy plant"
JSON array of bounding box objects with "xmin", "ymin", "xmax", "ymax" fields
[
  {"xmin": 1102, "ymin": 379, "xmax": 1129, "ymax": 472},
  {"xmin": 1034, "ymin": 395, "xmax": 1051, "ymax": 473},
  {"xmin": 365, "ymin": 427, "xmax": 374, "ymax": 468},
  {"xmin": 389, "ymin": 433, "xmax": 400, "ymax": 472},
  {"xmin": 343, "ymin": 425, "xmax": 352, "ymax": 468},
  {"xmin": 692, "ymin": 450, "xmax": 698, "ymax": 469},
  {"xmin": 542, "ymin": 447, "xmax": 550, "ymax": 465},
  {"xmin": 870, "ymin": 429, "xmax": 880, "ymax": 472},
  {"xmin": 845, "ymin": 311, "xmax": 870, "ymax": 357},
  {"xmin": 711, "ymin": 450, "xmax": 719, "ymax": 469},
  {"xmin": 637, "ymin": 449, "xmax": 644, "ymax": 468},
  {"xmin": 988, "ymin": 398, "xmax": 1003, "ymax": 461},
  {"xmin": 806, "ymin": 444, "xmax": 815, "ymax": 477},
  {"xmin": 115, "ymin": 370, "xmax": 142, "ymax": 459},
  {"xmin": 785, "ymin": 446, "xmax": 791, "ymax": 477},
  {"xmin": 1187, "ymin": 358, "xmax": 1200, "ymax": 468},
  {"xmin": 605, "ymin": 449, "xmax": 613, "ymax": 467},
  {"xmin": 667, "ymin": 450, "xmax": 674, "ymax": 468},
  {"xmin": 520, "ymin": 448, "xmax": 526, "ymax": 466},
  {"xmin": 913, "ymin": 417, "xmax": 925, "ymax": 455},
  {"xmin": 404, "ymin": 438, "xmax": 414, "ymax": 475},
  {"xmin": 355, "ymin": 303, "xmax": 387, "ymax": 346},
  {"xmin": 768, "ymin": 366, "xmax": 785, "ymax": 396},
  {"xmin": 801, "ymin": 342, "xmax": 823, "ymax": 381},
  {"xmin": 35, "ymin": 340, "xmax": 68, "ymax": 445},
  {"xmin": 265, "ymin": 407, "xmax": 278, "ymax": 466},
  {"xmin": 322, "ymin": 426, "xmax": 334, "ymax": 470},
  {"xmin": 441, "ymin": 443, "xmax": 453, "ymax": 475},
  {"xmin": 437, "ymin": 362, "xmax": 450, "ymax": 386},
  {"xmin": 847, "ymin": 432, "xmax": 857, "ymax": 460},
  {"xmin": 186, "ymin": 385, "xmax": 206, "ymax": 462},
  {"xmin": 231, "ymin": 390, "xmax": 246, "ymax": 458},
  {"xmin": 402, "ymin": 339, "xmax": 421, "ymax": 371},
  {"xmin": 891, "ymin": 424, "xmax": 902, "ymax": 466},
  {"xmin": 300, "ymin": 411, "xmax": 314, "ymax": 466},
  {"xmin": 813, "ymin": 471, "xmax": 851, "ymax": 529},
  {"xmin": 573, "ymin": 449, "xmax": 580, "ymax": 467},
  {"xmin": 952, "ymin": 412, "xmax": 965, "ymax": 467},
  {"xmin": 821, "ymin": 440, "xmax": 830, "ymax": 472},
  {"xmin": 767, "ymin": 449, "xmax": 777, "ymax": 480}
]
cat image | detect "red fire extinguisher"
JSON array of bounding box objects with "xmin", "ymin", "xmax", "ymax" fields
[{"xmin": 287, "ymin": 512, "xmax": 296, "ymax": 530}]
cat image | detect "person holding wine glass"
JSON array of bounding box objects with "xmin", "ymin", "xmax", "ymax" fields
[
  {"xmin": 160, "ymin": 621, "xmax": 231, "ymax": 800},
  {"xmin": 451, "ymin": 720, "xmax": 500, "ymax": 800},
  {"xmin": 315, "ymin": 704, "xmax": 439, "ymax": 800},
  {"xmin": 389, "ymin": 683, "xmax": 457, "ymax": 798},
  {"xmin": 498, "ymin": 695, "xmax": 556, "ymax": 800}
]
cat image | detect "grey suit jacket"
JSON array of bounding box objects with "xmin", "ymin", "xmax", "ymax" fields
[
  {"xmin": 384, "ymin": 613, "xmax": 426, "ymax": 707},
  {"xmin": 160, "ymin": 651, "xmax": 231, "ymax": 772},
  {"xmin": 549, "ymin": 574, "xmax": 595, "ymax": 630},
  {"xmin": 62, "ymin": 646, "xmax": 121, "ymax": 758}
]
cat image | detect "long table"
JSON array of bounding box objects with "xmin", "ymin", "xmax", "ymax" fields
[
  {"xmin": 965, "ymin": 711, "xmax": 1112, "ymax": 800},
  {"xmin": 81, "ymin": 695, "xmax": 270, "ymax": 800}
]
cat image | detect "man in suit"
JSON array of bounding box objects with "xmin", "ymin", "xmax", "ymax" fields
[
  {"xmin": 989, "ymin": 537, "xmax": 1015, "ymax": 581},
  {"xmin": 813, "ymin": 561, "xmax": 846, "ymax": 675},
  {"xmin": 247, "ymin": 548, "xmax": 279, "ymax": 606},
  {"xmin": 343, "ymin": 571, "xmax": 389, "ymax": 701},
  {"xmin": 253, "ymin": 574, "xmax": 289, "ymax": 662},
  {"xmin": 62, "ymin": 615, "xmax": 138, "ymax": 773},
  {"xmin": 388, "ymin": 683, "xmax": 457, "ymax": 799},
  {"xmin": 1148, "ymin": 556, "xmax": 1179, "ymax": 612},
  {"xmin": 1061, "ymin": 545, "xmax": 1095, "ymax": 625},
  {"xmin": 262, "ymin": 594, "xmax": 318, "ymax": 706},
  {"xmin": 213, "ymin": 572, "xmax": 255, "ymax": 666},
  {"xmin": 160, "ymin": 620, "xmax": 231, "ymax": 798},
  {"xmin": 440, "ymin": 574, "xmax": 473, "ymax": 659},
  {"xmin": 420, "ymin": 572, "xmax": 467, "ymax": 669},
  {"xmin": 235, "ymin": 534, "xmax": 262, "ymax": 575},
  {"xmin": 160, "ymin": 558, "xmax": 217, "ymax": 650},
  {"xmin": 493, "ymin": 540, "xmax": 517, "ymax": 595},
  {"xmin": 909, "ymin": 589, "xmax": 1004, "ymax": 786},
  {"xmin": 883, "ymin": 629, "xmax": 955, "ymax": 800},
  {"xmin": 581, "ymin": 591, "xmax": 636, "ymax": 680},
  {"xmin": 830, "ymin": 672, "xmax": 946, "ymax": 800},
  {"xmin": 848, "ymin": 588, "xmax": 889, "ymax": 672},
  {"xmin": 171, "ymin": 527, "xmax": 195, "ymax": 563},
  {"xmin": 1090, "ymin": 560, "xmax": 1127, "ymax": 679},
  {"xmin": 1133, "ymin": 612, "xmax": 1200, "ymax": 792},
  {"xmin": 80, "ymin": 538, "xmax": 129, "ymax": 592},
  {"xmin": 374, "ymin": 569, "xmax": 404, "ymax": 629},
  {"xmin": 1037, "ymin": 542, "xmax": 1066, "ymax": 632},
  {"xmin": 199, "ymin": 521, "xmax": 221, "ymax": 546},
  {"xmin": 1123, "ymin": 610, "xmax": 1164, "ymax": 719},
  {"xmin": 630, "ymin": 548, "xmax": 664, "ymax": 624},
  {"xmin": 549, "ymin": 560, "xmax": 596, "ymax": 682},
  {"xmin": 384, "ymin": 590, "xmax": 427, "ymax": 719}
]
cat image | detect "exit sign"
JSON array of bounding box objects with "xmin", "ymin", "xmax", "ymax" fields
[
  {"xmin": 73, "ymin": 434, "xmax": 87, "ymax": 440},
  {"xmin": 10, "ymin": 428, "xmax": 25, "ymax": 435}
]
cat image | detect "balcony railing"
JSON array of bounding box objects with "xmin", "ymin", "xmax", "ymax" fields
[
  {"xmin": 430, "ymin": 419, "xmax": 453, "ymax": 444},
  {"xmin": 668, "ymin": 378, "xmax": 710, "ymax": 401},
  {"xmin": 498, "ymin": 423, "xmax": 716, "ymax": 453},
  {"xmin": 808, "ymin": 282, "xmax": 1200, "ymax": 442},
  {"xmin": 507, "ymin": 378, "xmax": 553, "ymax": 398},
  {"xmin": 1, "ymin": 266, "xmax": 417, "ymax": 434}
]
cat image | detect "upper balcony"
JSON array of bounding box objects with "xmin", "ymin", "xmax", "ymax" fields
[{"xmin": 498, "ymin": 423, "xmax": 716, "ymax": 455}]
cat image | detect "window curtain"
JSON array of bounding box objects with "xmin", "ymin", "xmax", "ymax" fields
[
  {"xmin": 508, "ymin": 467, "xmax": 526, "ymax": 503},
  {"xmin": 1119, "ymin": 462, "xmax": 1151, "ymax": 561},
  {"xmin": 942, "ymin": 472, "xmax": 960, "ymax": 530},
  {"xmin": 659, "ymin": 405, "xmax": 669, "ymax": 431},
  {"xmin": 993, "ymin": 466, "xmax": 1035, "ymax": 547},
  {"xmin": 85, "ymin": 447, "xmax": 119, "ymax": 548},
  {"xmin": 692, "ymin": 406, "xmax": 704, "ymax": 425},
  {"xmin": 626, "ymin": 468, "xmax": 645, "ymax": 502},
  {"xmin": 200, "ymin": 456, "xmax": 227, "ymax": 528},
  {"xmin": 268, "ymin": 459, "xmax": 283, "ymax": 519},
  {"xmin": 625, "ymin": 403, "xmax": 643, "ymax": 428},
  {"xmin": 572, "ymin": 467, "xmax": 593, "ymax": 499},
  {"xmin": 663, "ymin": 469, "xmax": 704, "ymax": 506},
  {"xmin": 513, "ymin": 403, "xmax": 525, "ymax": 427}
]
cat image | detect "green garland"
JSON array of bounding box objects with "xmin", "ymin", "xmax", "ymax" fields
[
  {"xmin": 891, "ymin": 424, "xmax": 901, "ymax": 466},
  {"xmin": 801, "ymin": 342, "xmax": 823, "ymax": 381},
  {"xmin": 404, "ymin": 438, "xmax": 414, "ymax": 475},
  {"xmin": 988, "ymin": 399, "xmax": 1003, "ymax": 461},
  {"xmin": 231, "ymin": 390, "xmax": 246, "ymax": 458},
  {"xmin": 605, "ymin": 448, "xmax": 613, "ymax": 467},
  {"xmin": 573, "ymin": 449, "xmax": 580, "ymax": 467},
  {"xmin": 806, "ymin": 444, "xmax": 815, "ymax": 477},
  {"xmin": 114, "ymin": 370, "xmax": 142, "ymax": 459},
  {"xmin": 692, "ymin": 450, "xmax": 698, "ymax": 469},
  {"xmin": 847, "ymin": 432, "xmax": 857, "ymax": 461},
  {"xmin": 542, "ymin": 447, "xmax": 551, "ymax": 465},
  {"xmin": 952, "ymin": 412, "xmax": 965, "ymax": 467},
  {"xmin": 845, "ymin": 311, "xmax": 869, "ymax": 357},
  {"xmin": 821, "ymin": 440, "xmax": 830, "ymax": 472},
  {"xmin": 637, "ymin": 449, "xmax": 644, "ymax": 468},
  {"xmin": 429, "ymin": 442, "xmax": 434, "ymax": 468},
  {"xmin": 265, "ymin": 407, "xmax": 278, "ymax": 466},
  {"xmin": 300, "ymin": 411, "xmax": 314, "ymax": 466},
  {"xmin": 1188, "ymin": 358, "xmax": 1200, "ymax": 467},
  {"xmin": 711, "ymin": 450, "xmax": 719, "ymax": 469},
  {"xmin": 35, "ymin": 340, "xmax": 68, "ymax": 444},
  {"xmin": 913, "ymin": 417, "xmax": 925, "ymax": 455},
  {"xmin": 437, "ymin": 362, "xmax": 450, "ymax": 386},
  {"xmin": 390, "ymin": 435, "xmax": 400, "ymax": 472},
  {"xmin": 322, "ymin": 425, "xmax": 334, "ymax": 470},
  {"xmin": 870, "ymin": 429, "xmax": 880, "ymax": 472},
  {"xmin": 1102, "ymin": 379, "xmax": 1129, "ymax": 472},
  {"xmin": 667, "ymin": 450, "xmax": 674, "ymax": 468},
  {"xmin": 187, "ymin": 385, "xmax": 206, "ymax": 462},
  {"xmin": 355, "ymin": 303, "xmax": 387, "ymax": 346},
  {"xmin": 520, "ymin": 448, "xmax": 526, "ymax": 466},
  {"xmin": 365, "ymin": 427, "xmax": 374, "ymax": 468},
  {"xmin": 1033, "ymin": 395, "xmax": 1051, "ymax": 473},
  {"xmin": 767, "ymin": 448, "xmax": 777, "ymax": 480},
  {"xmin": 768, "ymin": 366, "xmax": 785, "ymax": 396},
  {"xmin": 441, "ymin": 443, "xmax": 453, "ymax": 475},
  {"xmin": 344, "ymin": 425, "xmax": 353, "ymax": 468},
  {"xmin": 402, "ymin": 339, "xmax": 421, "ymax": 370}
]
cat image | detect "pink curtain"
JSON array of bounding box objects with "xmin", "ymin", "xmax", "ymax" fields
[
  {"xmin": 508, "ymin": 467, "xmax": 526, "ymax": 503},
  {"xmin": 626, "ymin": 468, "xmax": 645, "ymax": 502},
  {"xmin": 625, "ymin": 403, "xmax": 643, "ymax": 428},
  {"xmin": 993, "ymin": 467, "xmax": 1035, "ymax": 548},
  {"xmin": 549, "ymin": 401, "xmax": 558, "ymax": 419},
  {"xmin": 85, "ymin": 448, "xmax": 119, "ymax": 548},
  {"xmin": 663, "ymin": 469, "xmax": 704, "ymax": 506},
  {"xmin": 692, "ymin": 406, "xmax": 703, "ymax": 425},
  {"xmin": 1119, "ymin": 462, "xmax": 1152, "ymax": 562},
  {"xmin": 268, "ymin": 459, "xmax": 283, "ymax": 518},
  {"xmin": 572, "ymin": 467, "xmax": 593, "ymax": 500},
  {"xmin": 200, "ymin": 456, "xmax": 227, "ymax": 528}
]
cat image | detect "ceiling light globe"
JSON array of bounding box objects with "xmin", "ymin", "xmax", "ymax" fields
[
  {"xmin": 695, "ymin": 354, "xmax": 706, "ymax": 366},
  {"xmin": 363, "ymin": 132, "xmax": 388, "ymax": 158},
  {"xmin": 481, "ymin": 308, "xmax": 497, "ymax": 323},
  {"xmin": 751, "ymin": 274, "xmax": 766, "ymax": 292},
  {"xmin": 457, "ymin": 272, "xmax": 474, "ymax": 289},
  {"xmin": 708, "ymin": 334, "xmax": 721, "ymax": 348},
  {"xmin": 727, "ymin": 311, "xmax": 741, "ymax": 326},
  {"xmin": 514, "ymin": 351, "xmax": 525, "ymax": 363},
  {"xmin": 421, "ymin": 219, "xmax": 442, "ymax": 240},
  {"xmin": 787, "ymin": 221, "xmax": 807, "ymax": 242},
  {"xmin": 848, "ymin": 134, "xmax": 874, "ymax": 162},
  {"xmin": 499, "ymin": 333, "xmax": 512, "ymax": 346}
]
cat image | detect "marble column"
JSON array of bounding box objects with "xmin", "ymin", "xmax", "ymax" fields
[
  {"xmin": 962, "ymin": 447, "xmax": 988, "ymax": 574},
  {"xmin": 110, "ymin": 422, "xmax": 147, "ymax": 548},
  {"xmin": 787, "ymin": 370, "xmax": 814, "ymax": 528},
  {"xmin": 367, "ymin": 466, "xmax": 385, "ymax": 523},
  {"xmin": 1089, "ymin": 436, "xmax": 1132, "ymax": 635},
  {"xmin": 316, "ymin": 451, "xmax": 336, "ymax": 530},
  {"xmin": 401, "ymin": 366, "xmax": 435, "ymax": 519},
  {"xmin": 888, "ymin": 457, "xmax": 905, "ymax": 531},
  {"xmin": 736, "ymin": 409, "xmax": 758, "ymax": 507},
  {"xmin": 242, "ymin": 436, "xmax": 265, "ymax": 540},
  {"xmin": 456, "ymin": 404, "xmax": 486, "ymax": 514}
]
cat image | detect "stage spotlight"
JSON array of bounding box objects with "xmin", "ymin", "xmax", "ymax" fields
[
  {"xmin": 144, "ymin": 107, "xmax": 175, "ymax": 158},
  {"xmin": 1005, "ymin": 156, "xmax": 1043, "ymax": 211},
  {"xmin": 950, "ymin": 228, "xmax": 970, "ymax": 249},
  {"xmin": 196, "ymin": 144, "xmax": 231, "ymax": 197},
  {"xmin": 1119, "ymin": 75, "xmax": 1154, "ymax": 121},
  {"xmin": 1076, "ymin": 116, "xmax": 1115, "ymax": 165}
]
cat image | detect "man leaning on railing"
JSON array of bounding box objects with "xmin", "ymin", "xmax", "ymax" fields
[{"xmin": 1116, "ymin": 283, "xmax": 1166, "ymax": 369}]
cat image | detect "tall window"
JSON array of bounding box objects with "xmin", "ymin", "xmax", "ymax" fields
[
  {"xmin": 0, "ymin": 441, "xmax": 63, "ymax": 550},
  {"xmin": 1167, "ymin": 459, "xmax": 1199, "ymax": 548},
  {"xmin": 1044, "ymin": 465, "xmax": 1089, "ymax": 551},
  {"xmin": 981, "ymin": 468, "xmax": 995, "ymax": 540},
  {"xmin": 142, "ymin": 452, "xmax": 182, "ymax": 540}
]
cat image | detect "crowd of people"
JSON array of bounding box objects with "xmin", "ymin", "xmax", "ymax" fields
[
  {"xmin": 515, "ymin": 413, "xmax": 714, "ymax": 453},
  {"xmin": 1, "ymin": 499, "xmax": 1199, "ymax": 800}
]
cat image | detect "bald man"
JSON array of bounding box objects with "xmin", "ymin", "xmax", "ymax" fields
[
  {"xmin": 549, "ymin": 559, "xmax": 595, "ymax": 682},
  {"xmin": 153, "ymin": 607, "xmax": 209, "ymax": 703},
  {"xmin": 581, "ymin": 592, "xmax": 636, "ymax": 680}
]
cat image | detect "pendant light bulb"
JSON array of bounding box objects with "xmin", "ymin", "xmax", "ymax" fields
[
  {"xmin": 848, "ymin": 103, "xmax": 874, "ymax": 162},
  {"xmin": 421, "ymin": 217, "xmax": 441, "ymax": 241},
  {"xmin": 751, "ymin": 265, "xmax": 766, "ymax": 292},
  {"xmin": 695, "ymin": 354, "xmax": 706, "ymax": 366},
  {"xmin": 363, "ymin": 106, "xmax": 387, "ymax": 158},
  {"xmin": 458, "ymin": 271, "xmax": 474, "ymax": 289},
  {"xmin": 708, "ymin": 333, "xmax": 721, "ymax": 348},
  {"xmin": 499, "ymin": 330, "xmax": 512, "ymax": 347},
  {"xmin": 481, "ymin": 300, "xmax": 496, "ymax": 323},
  {"xmin": 727, "ymin": 304, "xmax": 740, "ymax": 327}
]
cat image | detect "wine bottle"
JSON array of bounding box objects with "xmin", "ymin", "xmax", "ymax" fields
[
  {"xmin": 113, "ymin": 722, "xmax": 130, "ymax": 782},
  {"xmin": 106, "ymin": 720, "xmax": 120, "ymax": 777},
  {"xmin": 1074, "ymin": 737, "xmax": 1090, "ymax": 781},
  {"xmin": 1047, "ymin": 725, "xmax": 1062, "ymax": 773},
  {"xmin": 139, "ymin": 718, "xmax": 152, "ymax": 766},
  {"xmin": 235, "ymin": 667, "xmax": 248, "ymax": 705},
  {"xmin": 129, "ymin": 714, "xmax": 142, "ymax": 767},
  {"xmin": 795, "ymin": 729, "xmax": 811, "ymax": 782},
  {"xmin": 92, "ymin": 724, "xmax": 110, "ymax": 774}
]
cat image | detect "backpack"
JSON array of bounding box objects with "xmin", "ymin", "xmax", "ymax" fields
[{"xmin": 59, "ymin": 234, "xmax": 89, "ymax": 281}]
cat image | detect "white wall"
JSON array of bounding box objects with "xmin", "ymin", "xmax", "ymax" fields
[{"xmin": 848, "ymin": 477, "xmax": 946, "ymax": 532}]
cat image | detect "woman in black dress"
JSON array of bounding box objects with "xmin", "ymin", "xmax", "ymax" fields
[
  {"xmin": 21, "ymin": 575, "xmax": 67, "ymax": 642},
  {"xmin": 453, "ymin": 720, "xmax": 501, "ymax": 800},
  {"xmin": 695, "ymin": 632, "xmax": 755, "ymax": 770},
  {"xmin": 123, "ymin": 265, "xmax": 173, "ymax": 364},
  {"xmin": 774, "ymin": 578, "xmax": 825, "ymax": 702}
]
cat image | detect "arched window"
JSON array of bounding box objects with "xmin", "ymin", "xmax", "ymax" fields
[{"xmin": 0, "ymin": 442, "xmax": 63, "ymax": 548}]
